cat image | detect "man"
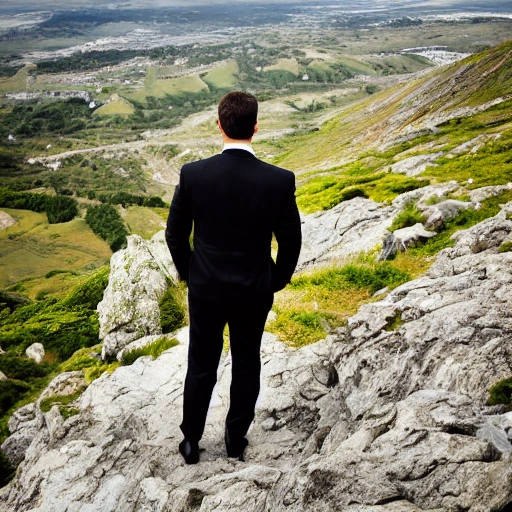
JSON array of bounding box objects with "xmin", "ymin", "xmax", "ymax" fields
[{"xmin": 165, "ymin": 91, "xmax": 301, "ymax": 464}]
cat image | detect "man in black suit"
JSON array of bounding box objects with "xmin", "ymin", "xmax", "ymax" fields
[{"xmin": 165, "ymin": 91, "xmax": 301, "ymax": 464}]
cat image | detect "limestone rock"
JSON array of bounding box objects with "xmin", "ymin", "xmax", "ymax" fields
[
  {"xmin": 0, "ymin": 211, "xmax": 16, "ymax": 231},
  {"xmin": 25, "ymin": 343, "xmax": 44, "ymax": 364},
  {"xmin": 299, "ymin": 197, "xmax": 395, "ymax": 269},
  {"xmin": 1, "ymin": 372, "xmax": 85, "ymax": 466},
  {"xmin": 379, "ymin": 223, "xmax": 436, "ymax": 260},
  {"xmin": 469, "ymin": 183, "xmax": 512, "ymax": 203},
  {"xmin": 2, "ymin": 204, "xmax": 512, "ymax": 511},
  {"xmin": 390, "ymin": 152, "xmax": 444, "ymax": 176},
  {"xmin": 422, "ymin": 199, "xmax": 474, "ymax": 229},
  {"xmin": 0, "ymin": 371, "xmax": 7, "ymax": 381},
  {"xmin": 98, "ymin": 233, "xmax": 178, "ymax": 360},
  {"xmin": 391, "ymin": 181, "xmax": 458, "ymax": 211}
]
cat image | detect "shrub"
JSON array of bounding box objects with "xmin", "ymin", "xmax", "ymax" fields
[
  {"xmin": 159, "ymin": 284, "xmax": 187, "ymax": 334},
  {"xmin": 121, "ymin": 337, "xmax": 179, "ymax": 366},
  {"xmin": 498, "ymin": 241, "xmax": 512, "ymax": 253},
  {"xmin": 0, "ymin": 356, "xmax": 49, "ymax": 380},
  {"xmin": 0, "ymin": 380, "xmax": 31, "ymax": 415},
  {"xmin": 0, "ymin": 450, "xmax": 14, "ymax": 488},
  {"xmin": 45, "ymin": 195, "xmax": 79, "ymax": 224},
  {"xmin": 85, "ymin": 204, "xmax": 128, "ymax": 252}
]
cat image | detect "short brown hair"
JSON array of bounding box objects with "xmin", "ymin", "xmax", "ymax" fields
[{"xmin": 218, "ymin": 91, "xmax": 258, "ymax": 140}]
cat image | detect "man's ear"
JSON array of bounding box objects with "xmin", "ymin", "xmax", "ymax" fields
[
  {"xmin": 217, "ymin": 119, "xmax": 223, "ymax": 132},
  {"xmin": 253, "ymin": 122, "xmax": 259, "ymax": 136}
]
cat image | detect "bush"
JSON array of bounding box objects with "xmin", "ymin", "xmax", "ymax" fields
[
  {"xmin": 0, "ymin": 356, "xmax": 49, "ymax": 380},
  {"xmin": 45, "ymin": 195, "xmax": 79, "ymax": 224},
  {"xmin": 85, "ymin": 204, "xmax": 128, "ymax": 252},
  {"xmin": 0, "ymin": 380, "xmax": 31, "ymax": 415}
]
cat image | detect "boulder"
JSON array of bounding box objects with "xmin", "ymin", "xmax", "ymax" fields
[
  {"xmin": 98, "ymin": 233, "xmax": 178, "ymax": 360},
  {"xmin": 25, "ymin": 343, "xmax": 44, "ymax": 364},
  {"xmin": 379, "ymin": 223, "xmax": 436, "ymax": 260},
  {"xmin": 0, "ymin": 371, "xmax": 7, "ymax": 381},
  {"xmin": 0, "ymin": 211, "xmax": 16, "ymax": 231},
  {"xmin": 422, "ymin": 199, "xmax": 474, "ymax": 229}
]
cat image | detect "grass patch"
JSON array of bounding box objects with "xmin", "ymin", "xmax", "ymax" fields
[
  {"xmin": 39, "ymin": 388, "xmax": 85, "ymax": 413},
  {"xmin": 93, "ymin": 95, "xmax": 135, "ymax": 117},
  {"xmin": 266, "ymin": 309, "xmax": 338, "ymax": 347},
  {"xmin": 128, "ymin": 68, "xmax": 208, "ymax": 103},
  {"xmin": 264, "ymin": 58, "xmax": 300, "ymax": 75},
  {"xmin": 389, "ymin": 202, "xmax": 426, "ymax": 232},
  {"xmin": 270, "ymin": 259, "xmax": 412, "ymax": 347},
  {"xmin": 498, "ymin": 241, "xmax": 512, "ymax": 253},
  {"xmin": 409, "ymin": 190, "xmax": 512, "ymax": 256},
  {"xmin": 488, "ymin": 377, "xmax": 512, "ymax": 409},
  {"xmin": 384, "ymin": 312, "xmax": 405, "ymax": 331},
  {"xmin": 124, "ymin": 206, "xmax": 167, "ymax": 239},
  {"xmin": 121, "ymin": 337, "xmax": 178, "ymax": 366},
  {"xmin": 202, "ymin": 60, "xmax": 239, "ymax": 89},
  {"xmin": 0, "ymin": 210, "xmax": 111, "ymax": 293},
  {"xmin": 291, "ymin": 263, "xmax": 411, "ymax": 295},
  {"xmin": 159, "ymin": 283, "xmax": 187, "ymax": 334},
  {"xmin": 296, "ymin": 170, "xmax": 428, "ymax": 213}
]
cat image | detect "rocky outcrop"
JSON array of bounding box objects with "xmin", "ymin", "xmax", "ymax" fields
[
  {"xmin": 98, "ymin": 232, "xmax": 179, "ymax": 360},
  {"xmin": 299, "ymin": 197, "xmax": 395, "ymax": 269},
  {"xmin": 1, "ymin": 372, "xmax": 85, "ymax": 467},
  {"xmin": 2, "ymin": 203, "xmax": 512, "ymax": 511}
]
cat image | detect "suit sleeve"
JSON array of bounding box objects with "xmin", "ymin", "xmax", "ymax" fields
[
  {"xmin": 165, "ymin": 169, "xmax": 193, "ymax": 282},
  {"xmin": 273, "ymin": 176, "xmax": 302, "ymax": 292}
]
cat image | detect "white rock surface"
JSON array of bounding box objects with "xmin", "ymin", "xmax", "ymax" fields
[
  {"xmin": 98, "ymin": 232, "xmax": 178, "ymax": 360},
  {"xmin": 422, "ymin": 199, "xmax": 474, "ymax": 229},
  {"xmin": 0, "ymin": 211, "xmax": 16, "ymax": 230},
  {"xmin": 379, "ymin": 223, "xmax": 436, "ymax": 260},
  {"xmin": 0, "ymin": 371, "xmax": 7, "ymax": 381},
  {"xmin": 25, "ymin": 343, "xmax": 44, "ymax": 364},
  {"xmin": 2, "ymin": 204, "xmax": 512, "ymax": 511},
  {"xmin": 390, "ymin": 152, "xmax": 444, "ymax": 176},
  {"xmin": 299, "ymin": 197, "xmax": 395, "ymax": 269}
]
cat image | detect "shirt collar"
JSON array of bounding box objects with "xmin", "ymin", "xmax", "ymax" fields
[{"xmin": 222, "ymin": 143, "xmax": 256, "ymax": 156}]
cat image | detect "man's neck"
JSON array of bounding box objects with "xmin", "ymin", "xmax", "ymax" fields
[{"xmin": 222, "ymin": 142, "xmax": 255, "ymax": 156}]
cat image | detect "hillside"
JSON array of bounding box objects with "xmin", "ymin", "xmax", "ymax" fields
[{"xmin": 1, "ymin": 40, "xmax": 512, "ymax": 510}]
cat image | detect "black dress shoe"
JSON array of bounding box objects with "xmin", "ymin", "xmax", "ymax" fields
[
  {"xmin": 178, "ymin": 439, "xmax": 199, "ymax": 464},
  {"xmin": 224, "ymin": 429, "xmax": 248, "ymax": 461}
]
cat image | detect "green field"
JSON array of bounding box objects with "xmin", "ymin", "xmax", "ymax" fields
[
  {"xmin": 0, "ymin": 65, "xmax": 36, "ymax": 94},
  {"xmin": 93, "ymin": 95, "xmax": 135, "ymax": 117},
  {"xmin": 264, "ymin": 58, "xmax": 300, "ymax": 75},
  {"xmin": 124, "ymin": 206, "xmax": 168, "ymax": 239},
  {"xmin": 202, "ymin": 60, "xmax": 239, "ymax": 89},
  {"xmin": 127, "ymin": 68, "xmax": 209, "ymax": 103},
  {"xmin": 0, "ymin": 210, "xmax": 111, "ymax": 296}
]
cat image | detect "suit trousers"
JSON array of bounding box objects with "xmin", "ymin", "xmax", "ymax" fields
[{"xmin": 180, "ymin": 290, "xmax": 273, "ymax": 445}]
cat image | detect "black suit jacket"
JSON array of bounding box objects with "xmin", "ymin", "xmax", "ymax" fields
[{"xmin": 165, "ymin": 149, "xmax": 302, "ymax": 302}]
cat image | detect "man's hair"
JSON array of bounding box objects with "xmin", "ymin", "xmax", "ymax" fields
[{"xmin": 218, "ymin": 91, "xmax": 258, "ymax": 140}]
